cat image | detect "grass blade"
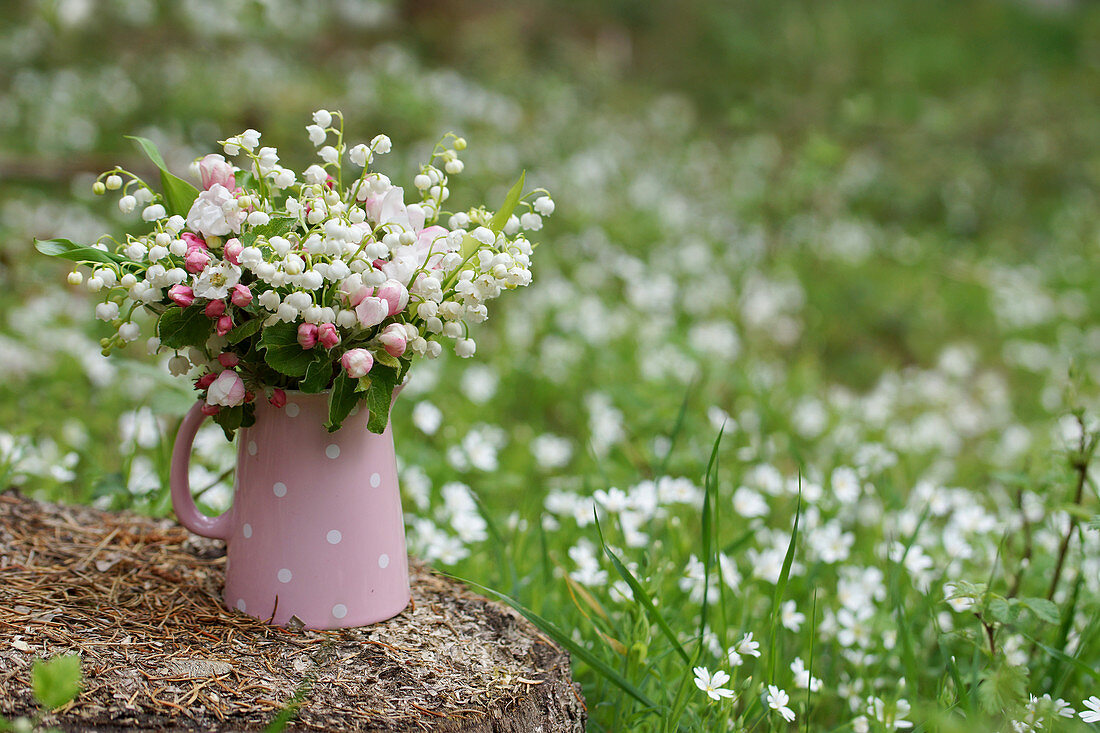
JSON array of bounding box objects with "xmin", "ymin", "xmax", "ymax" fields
[
  {"xmin": 594, "ymin": 511, "xmax": 690, "ymax": 665},
  {"xmin": 698, "ymin": 426, "xmax": 724, "ymax": 646},
  {"xmin": 804, "ymin": 589, "xmax": 818, "ymax": 732},
  {"xmin": 657, "ymin": 379, "xmax": 696, "ymax": 475},
  {"xmin": 449, "ymin": 575, "xmax": 659, "ymax": 710},
  {"xmin": 768, "ymin": 478, "xmax": 801, "ymax": 684}
]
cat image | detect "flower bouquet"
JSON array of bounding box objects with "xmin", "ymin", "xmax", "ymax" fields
[
  {"xmin": 38, "ymin": 110, "xmax": 552, "ymax": 437},
  {"xmin": 36, "ymin": 111, "xmax": 552, "ymax": 628}
]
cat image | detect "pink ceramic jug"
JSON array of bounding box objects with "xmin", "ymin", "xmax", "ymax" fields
[{"xmin": 170, "ymin": 392, "xmax": 410, "ymax": 629}]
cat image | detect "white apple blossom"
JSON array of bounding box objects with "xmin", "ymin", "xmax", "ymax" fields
[
  {"xmin": 192, "ymin": 263, "xmax": 241, "ymax": 300},
  {"xmin": 186, "ymin": 184, "xmax": 245, "ymax": 237}
]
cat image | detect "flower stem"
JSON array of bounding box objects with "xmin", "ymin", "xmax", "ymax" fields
[{"xmin": 1046, "ymin": 413, "xmax": 1094, "ymax": 601}]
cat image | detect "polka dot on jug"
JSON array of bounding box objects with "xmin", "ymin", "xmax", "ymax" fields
[
  {"xmin": 332, "ymin": 604, "xmax": 348, "ymax": 619},
  {"xmin": 378, "ymin": 554, "xmax": 390, "ymax": 569},
  {"xmin": 285, "ymin": 402, "xmax": 299, "ymax": 417},
  {"xmin": 327, "ymin": 529, "xmax": 342, "ymax": 545},
  {"xmin": 242, "ymin": 523, "xmax": 253, "ymax": 538},
  {"xmin": 247, "ymin": 440, "xmax": 257, "ymax": 456},
  {"xmin": 236, "ymin": 599, "xmax": 247, "ymax": 612},
  {"xmin": 349, "ymin": 404, "xmax": 359, "ymax": 416},
  {"xmin": 273, "ymin": 482, "xmax": 287, "ymax": 497},
  {"xmin": 369, "ymin": 472, "xmax": 381, "ymax": 488},
  {"xmin": 277, "ymin": 568, "xmax": 292, "ymax": 583},
  {"xmin": 325, "ymin": 444, "xmax": 340, "ymax": 459}
]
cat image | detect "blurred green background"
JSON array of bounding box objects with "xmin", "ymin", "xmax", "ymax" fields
[
  {"xmin": 5, "ymin": 0, "xmax": 1100, "ymax": 492},
  {"xmin": 4, "ymin": 0, "xmax": 1100, "ymax": 729}
]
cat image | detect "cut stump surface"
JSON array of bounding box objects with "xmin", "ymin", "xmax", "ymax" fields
[{"xmin": 0, "ymin": 490, "xmax": 586, "ymax": 732}]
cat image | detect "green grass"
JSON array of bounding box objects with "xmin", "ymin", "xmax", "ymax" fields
[{"xmin": 3, "ymin": 0, "xmax": 1100, "ymax": 730}]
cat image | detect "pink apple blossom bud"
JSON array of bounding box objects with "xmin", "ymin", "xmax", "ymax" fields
[
  {"xmin": 216, "ymin": 314, "xmax": 234, "ymax": 336},
  {"xmin": 318, "ymin": 322, "xmax": 340, "ymax": 349},
  {"xmin": 200, "ymin": 403, "xmax": 221, "ymax": 416},
  {"xmin": 376, "ymin": 279, "xmax": 409, "ymax": 316},
  {"xmin": 269, "ymin": 388, "xmax": 287, "ymax": 408},
  {"xmin": 205, "ymin": 299, "xmax": 226, "ymax": 318},
  {"xmin": 378, "ymin": 323, "xmax": 407, "ymax": 357},
  {"xmin": 223, "ymin": 237, "xmax": 244, "ymax": 265},
  {"xmin": 206, "ymin": 369, "xmax": 246, "ymax": 407},
  {"xmin": 217, "ymin": 352, "xmax": 239, "ymax": 368},
  {"xmin": 184, "ymin": 247, "xmax": 211, "ymax": 274},
  {"xmin": 341, "ymin": 348, "xmax": 374, "ymax": 378},
  {"xmin": 181, "ymin": 232, "xmax": 207, "ymax": 251},
  {"xmin": 297, "ymin": 322, "xmax": 319, "ymax": 349},
  {"xmin": 199, "ymin": 153, "xmax": 236, "ymax": 191},
  {"xmin": 349, "ymin": 285, "xmax": 373, "ymax": 308},
  {"xmin": 230, "ymin": 284, "xmax": 253, "ymax": 307},
  {"xmin": 355, "ymin": 296, "xmax": 389, "ymax": 328},
  {"xmin": 168, "ymin": 284, "xmax": 195, "ymax": 307},
  {"xmin": 195, "ymin": 372, "xmax": 217, "ymax": 390}
]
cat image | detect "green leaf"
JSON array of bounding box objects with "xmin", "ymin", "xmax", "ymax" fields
[
  {"xmin": 35, "ymin": 238, "xmax": 125, "ymax": 265},
  {"xmin": 301, "ymin": 358, "xmax": 332, "ymax": 394},
  {"xmin": 450, "ymin": 576, "xmax": 659, "ymax": 711},
  {"xmin": 249, "ymin": 216, "xmax": 300, "ymax": 240},
  {"xmin": 259, "ymin": 321, "xmax": 315, "ymax": 377},
  {"xmin": 240, "ymin": 215, "xmax": 302, "ymax": 247},
  {"xmin": 1019, "ymin": 597, "xmax": 1060, "ymax": 625},
  {"xmin": 213, "ymin": 405, "xmax": 244, "ymax": 440},
  {"xmin": 366, "ymin": 363, "xmax": 400, "ymax": 434},
  {"xmin": 325, "ymin": 372, "xmax": 359, "ymax": 432},
  {"xmin": 225, "ymin": 317, "xmax": 263, "ymax": 344},
  {"xmin": 977, "ymin": 660, "xmax": 1026, "ymax": 716},
  {"xmin": 489, "ymin": 170, "xmax": 526, "ymax": 234},
  {"xmin": 241, "ymin": 402, "xmax": 257, "ymax": 429},
  {"xmin": 987, "ymin": 597, "xmax": 1015, "ymax": 625},
  {"xmin": 372, "ymin": 348, "xmax": 401, "ymax": 369},
  {"xmin": 126, "ymin": 135, "xmax": 200, "ymax": 217},
  {"xmin": 594, "ymin": 512, "xmax": 690, "ymax": 665},
  {"xmin": 32, "ymin": 654, "xmax": 82, "ymax": 710},
  {"xmin": 459, "ymin": 232, "xmax": 481, "ymax": 260},
  {"xmin": 158, "ymin": 305, "xmax": 212, "ymax": 350}
]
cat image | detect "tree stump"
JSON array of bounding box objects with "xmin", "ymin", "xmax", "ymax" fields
[{"xmin": 0, "ymin": 490, "xmax": 586, "ymax": 732}]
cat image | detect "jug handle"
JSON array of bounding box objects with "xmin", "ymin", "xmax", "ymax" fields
[{"xmin": 170, "ymin": 401, "xmax": 233, "ymax": 540}]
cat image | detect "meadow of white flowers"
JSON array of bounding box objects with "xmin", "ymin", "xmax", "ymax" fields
[{"xmin": 3, "ymin": 2, "xmax": 1100, "ymax": 730}]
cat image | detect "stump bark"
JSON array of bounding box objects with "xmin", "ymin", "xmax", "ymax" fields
[{"xmin": 0, "ymin": 490, "xmax": 586, "ymax": 732}]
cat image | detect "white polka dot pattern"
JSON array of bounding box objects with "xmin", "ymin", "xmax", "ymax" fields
[
  {"xmin": 277, "ymin": 568, "xmax": 292, "ymax": 583},
  {"xmin": 327, "ymin": 529, "xmax": 342, "ymax": 544},
  {"xmin": 332, "ymin": 604, "xmax": 348, "ymax": 619},
  {"xmin": 325, "ymin": 444, "xmax": 340, "ymax": 459},
  {"xmin": 236, "ymin": 599, "xmax": 247, "ymax": 612},
  {"xmin": 242, "ymin": 523, "xmax": 252, "ymax": 538},
  {"xmin": 369, "ymin": 472, "xmax": 381, "ymax": 488},
  {"xmin": 273, "ymin": 482, "xmax": 287, "ymax": 497},
  {"xmin": 285, "ymin": 402, "xmax": 299, "ymax": 417},
  {"xmin": 378, "ymin": 554, "xmax": 389, "ymax": 569},
  {"xmin": 247, "ymin": 440, "xmax": 257, "ymax": 455}
]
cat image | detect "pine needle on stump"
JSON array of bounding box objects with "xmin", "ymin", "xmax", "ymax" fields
[{"xmin": 0, "ymin": 490, "xmax": 586, "ymax": 732}]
